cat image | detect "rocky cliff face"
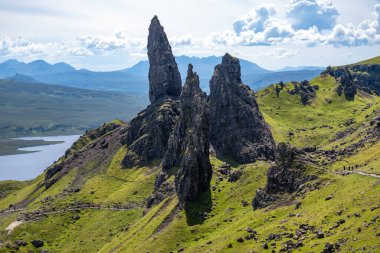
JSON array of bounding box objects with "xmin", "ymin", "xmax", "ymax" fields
[
  {"xmin": 323, "ymin": 64, "xmax": 380, "ymax": 100},
  {"xmin": 148, "ymin": 16, "xmax": 182, "ymax": 103},
  {"xmin": 122, "ymin": 16, "xmax": 181, "ymax": 168},
  {"xmin": 208, "ymin": 53, "xmax": 275, "ymax": 163},
  {"xmin": 252, "ymin": 143, "xmax": 317, "ymax": 209},
  {"xmin": 162, "ymin": 64, "xmax": 212, "ymax": 205}
]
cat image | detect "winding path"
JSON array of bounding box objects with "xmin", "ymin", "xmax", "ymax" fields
[
  {"xmin": 2, "ymin": 205, "xmax": 139, "ymax": 234},
  {"xmin": 355, "ymin": 171, "xmax": 380, "ymax": 179}
]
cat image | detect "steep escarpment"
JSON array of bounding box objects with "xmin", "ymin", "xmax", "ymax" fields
[
  {"xmin": 322, "ymin": 63, "xmax": 380, "ymax": 100},
  {"xmin": 122, "ymin": 16, "xmax": 181, "ymax": 168},
  {"xmin": 209, "ymin": 53, "xmax": 275, "ymax": 163},
  {"xmin": 163, "ymin": 64, "xmax": 212, "ymax": 205}
]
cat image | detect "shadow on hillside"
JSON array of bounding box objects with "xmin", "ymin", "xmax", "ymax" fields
[{"xmin": 184, "ymin": 189, "xmax": 212, "ymax": 226}]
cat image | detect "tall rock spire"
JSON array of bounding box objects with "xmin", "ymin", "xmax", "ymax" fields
[
  {"xmin": 122, "ymin": 16, "xmax": 181, "ymax": 168},
  {"xmin": 208, "ymin": 53, "xmax": 275, "ymax": 163},
  {"xmin": 147, "ymin": 16, "xmax": 182, "ymax": 103},
  {"xmin": 163, "ymin": 64, "xmax": 212, "ymax": 206}
]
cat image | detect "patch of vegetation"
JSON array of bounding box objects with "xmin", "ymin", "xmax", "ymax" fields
[{"xmin": 0, "ymin": 181, "xmax": 28, "ymax": 199}]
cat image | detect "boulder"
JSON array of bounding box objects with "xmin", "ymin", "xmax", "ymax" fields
[{"xmin": 31, "ymin": 239, "xmax": 44, "ymax": 248}]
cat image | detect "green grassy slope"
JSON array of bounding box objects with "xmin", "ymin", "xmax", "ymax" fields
[
  {"xmin": 356, "ymin": 56, "xmax": 380, "ymax": 65},
  {"xmin": 0, "ymin": 154, "xmax": 378, "ymax": 252},
  {"xmin": 0, "ymin": 65, "xmax": 379, "ymax": 252},
  {"xmin": 257, "ymin": 75, "xmax": 380, "ymax": 148}
]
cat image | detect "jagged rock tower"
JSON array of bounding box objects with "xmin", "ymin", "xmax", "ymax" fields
[
  {"xmin": 148, "ymin": 16, "xmax": 182, "ymax": 102},
  {"xmin": 122, "ymin": 16, "xmax": 181, "ymax": 167},
  {"xmin": 163, "ymin": 64, "xmax": 212, "ymax": 205},
  {"xmin": 208, "ymin": 53, "xmax": 275, "ymax": 163}
]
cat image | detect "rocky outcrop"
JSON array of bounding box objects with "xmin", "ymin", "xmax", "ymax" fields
[
  {"xmin": 122, "ymin": 16, "xmax": 181, "ymax": 167},
  {"xmin": 252, "ymin": 143, "xmax": 317, "ymax": 209},
  {"xmin": 287, "ymin": 80, "xmax": 318, "ymax": 105},
  {"xmin": 208, "ymin": 53, "xmax": 275, "ymax": 163},
  {"xmin": 148, "ymin": 16, "xmax": 182, "ymax": 103},
  {"xmin": 162, "ymin": 64, "xmax": 212, "ymax": 205},
  {"xmin": 323, "ymin": 64, "xmax": 380, "ymax": 100},
  {"xmin": 122, "ymin": 99, "xmax": 180, "ymax": 167}
]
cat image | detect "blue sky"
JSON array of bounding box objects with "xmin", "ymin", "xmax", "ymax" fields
[{"xmin": 0, "ymin": 0, "xmax": 379, "ymax": 71}]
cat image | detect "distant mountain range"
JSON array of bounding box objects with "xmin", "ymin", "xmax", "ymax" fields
[
  {"xmin": 278, "ymin": 66, "xmax": 324, "ymax": 71},
  {"xmin": 0, "ymin": 59, "xmax": 147, "ymax": 93},
  {"xmin": 0, "ymin": 57, "xmax": 325, "ymax": 93}
]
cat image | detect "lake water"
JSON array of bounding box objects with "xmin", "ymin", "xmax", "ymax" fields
[{"xmin": 0, "ymin": 135, "xmax": 80, "ymax": 181}]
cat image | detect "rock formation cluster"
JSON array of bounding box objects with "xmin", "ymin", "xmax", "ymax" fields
[
  {"xmin": 323, "ymin": 64, "xmax": 380, "ymax": 100},
  {"xmin": 124, "ymin": 17, "xmax": 276, "ymax": 206},
  {"xmin": 45, "ymin": 16, "xmax": 277, "ymax": 207}
]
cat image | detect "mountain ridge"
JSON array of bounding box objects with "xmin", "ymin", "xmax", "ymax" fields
[{"xmin": 0, "ymin": 56, "xmax": 323, "ymax": 93}]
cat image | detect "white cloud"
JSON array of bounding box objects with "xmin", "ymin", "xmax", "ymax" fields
[
  {"xmin": 210, "ymin": 2, "xmax": 380, "ymax": 48},
  {"xmin": 375, "ymin": 4, "xmax": 380, "ymax": 32},
  {"xmin": 0, "ymin": 32, "xmax": 147, "ymax": 62},
  {"xmin": 1, "ymin": 1, "xmax": 379, "ymax": 70},
  {"xmin": 79, "ymin": 31, "xmax": 145, "ymax": 54},
  {"xmin": 204, "ymin": 5, "xmax": 294, "ymax": 47},
  {"xmin": 324, "ymin": 15, "xmax": 379, "ymax": 47},
  {"xmin": 170, "ymin": 34, "xmax": 195, "ymax": 47},
  {"xmin": 259, "ymin": 47, "xmax": 301, "ymax": 58},
  {"xmin": 233, "ymin": 5, "xmax": 276, "ymax": 34},
  {"xmin": 286, "ymin": 0, "xmax": 339, "ymax": 30}
]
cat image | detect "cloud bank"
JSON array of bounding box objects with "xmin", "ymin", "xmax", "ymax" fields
[
  {"xmin": 0, "ymin": 1, "xmax": 379, "ymax": 65},
  {"xmin": 215, "ymin": 2, "xmax": 380, "ymax": 48}
]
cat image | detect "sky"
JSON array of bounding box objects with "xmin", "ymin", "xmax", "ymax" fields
[{"xmin": 0, "ymin": 0, "xmax": 379, "ymax": 71}]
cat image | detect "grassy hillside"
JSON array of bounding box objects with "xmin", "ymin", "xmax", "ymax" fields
[
  {"xmin": 0, "ymin": 152, "xmax": 378, "ymax": 252},
  {"xmin": 0, "ymin": 79, "xmax": 148, "ymax": 141},
  {"xmin": 356, "ymin": 56, "xmax": 380, "ymax": 65},
  {"xmin": 0, "ymin": 68, "xmax": 379, "ymax": 252},
  {"xmin": 257, "ymin": 75, "xmax": 380, "ymax": 148}
]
